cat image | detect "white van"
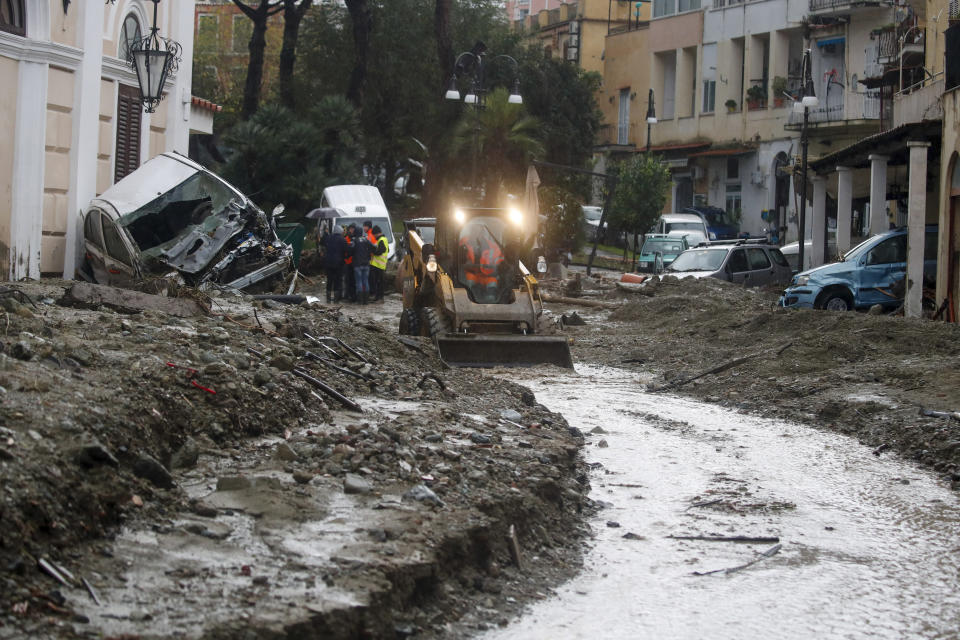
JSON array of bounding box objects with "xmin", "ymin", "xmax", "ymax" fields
[
  {"xmin": 653, "ymin": 213, "xmax": 709, "ymax": 247},
  {"xmin": 320, "ymin": 185, "xmax": 396, "ymax": 261}
]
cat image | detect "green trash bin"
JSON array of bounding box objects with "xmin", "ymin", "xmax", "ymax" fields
[{"xmin": 277, "ymin": 223, "xmax": 306, "ymax": 269}]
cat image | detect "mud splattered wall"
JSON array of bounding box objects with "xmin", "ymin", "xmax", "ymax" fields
[{"xmin": 42, "ymin": 66, "xmax": 75, "ymax": 275}]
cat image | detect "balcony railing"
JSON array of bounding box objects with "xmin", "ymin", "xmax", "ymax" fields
[
  {"xmin": 786, "ymin": 91, "xmax": 882, "ymax": 126},
  {"xmin": 894, "ymin": 74, "xmax": 944, "ymax": 127},
  {"xmin": 810, "ymin": 0, "xmax": 893, "ymax": 12}
]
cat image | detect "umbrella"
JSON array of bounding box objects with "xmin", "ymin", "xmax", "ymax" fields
[
  {"xmin": 305, "ymin": 207, "xmax": 344, "ymax": 220},
  {"xmin": 523, "ymin": 165, "xmax": 541, "ymax": 248}
]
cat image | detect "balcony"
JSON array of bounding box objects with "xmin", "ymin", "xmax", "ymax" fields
[
  {"xmin": 785, "ymin": 90, "xmax": 882, "ymax": 129},
  {"xmin": 808, "ymin": 0, "xmax": 893, "ymax": 16},
  {"xmin": 893, "ymin": 74, "xmax": 944, "ymax": 127}
]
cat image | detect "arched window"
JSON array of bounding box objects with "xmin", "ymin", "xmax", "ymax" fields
[
  {"xmin": 0, "ymin": 0, "xmax": 26, "ymax": 36},
  {"xmin": 119, "ymin": 13, "xmax": 142, "ymax": 63}
]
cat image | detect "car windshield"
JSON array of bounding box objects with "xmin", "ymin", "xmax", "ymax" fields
[
  {"xmin": 118, "ymin": 170, "xmax": 245, "ymax": 256},
  {"xmin": 841, "ymin": 236, "xmax": 879, "ymax": 262},
  {"xmin": 642, "ymin": 239, "xmax": 685, "ymax": 254},
  {"xmin": 666, "ymin": 222, "xmax": 704, "ymax": 232},
  {"xmin": 337, "ymin": 216, "xmax": 391, "ymax": 237},
  {"xmin": 667, "ymin": 248, "xmax": 728, "ymax": 272}
]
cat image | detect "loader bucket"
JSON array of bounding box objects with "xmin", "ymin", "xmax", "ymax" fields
[{"xmin": 436, "ymin": 334, "xmax": 573, "ymax": 369}]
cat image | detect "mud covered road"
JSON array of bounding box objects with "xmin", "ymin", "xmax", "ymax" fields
[{"xmin": 484, "ymin": 366, "xmax": 960, "ymax": 639}]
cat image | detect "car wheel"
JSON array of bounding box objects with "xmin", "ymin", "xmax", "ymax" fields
[{"xmin": 819, "ymin": 292, "xmax": 853, "ymax": 311}]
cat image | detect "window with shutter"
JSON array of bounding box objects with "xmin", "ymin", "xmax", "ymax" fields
[
  {"xmin": 115, "ymin": 84, "xmax": 142, "ymax": 183},
  {"xmin": 0, "ymin": 0, "xmax": 26, "ymax": 36}
]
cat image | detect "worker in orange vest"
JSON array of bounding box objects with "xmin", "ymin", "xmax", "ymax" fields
[{"xmin": 460, "ymin": 231, "xmax": 503, "ymax": 303}]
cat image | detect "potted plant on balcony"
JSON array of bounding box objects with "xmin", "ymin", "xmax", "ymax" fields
[
  {"xmin": 771, "ymin": 76, "xmax": 787, "ymax": 107},
  {"xmin": 746, "ymin": 84, "xmax": 767, "ymax": 110},
  {"xmin": 725, "ymin": 98, "xmax": 738, "ymax": 113}
]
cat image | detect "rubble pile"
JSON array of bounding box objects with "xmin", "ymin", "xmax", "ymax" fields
[{"xmin": 0, "ymin": 281, "xmax": 589, "ymax": 638}]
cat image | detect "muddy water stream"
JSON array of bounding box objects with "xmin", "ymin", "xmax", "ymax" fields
[{"xmin": 485, "ymin": 365, "xmax": 960, "ymax": 640}]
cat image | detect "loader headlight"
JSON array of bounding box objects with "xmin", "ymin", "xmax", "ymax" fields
[
  {"xmin": 454, "ymin": 208, "xmax": 466, "ymax": 225},
  {"xmin": 537, "ymin": 256, "xmax": 547, "ymax": 273},
  {"xmin": 426, "ymin": 254, "xmax": 438, "ymax": 273},
  {"xmin": 508, "ymin": 207, "xmax": 524, "ymax": 226}
]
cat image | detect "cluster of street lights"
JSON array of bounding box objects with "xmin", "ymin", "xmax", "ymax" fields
[{"xmin": 444, "ymin": 42, "xmax": 523, "ymax": 109}]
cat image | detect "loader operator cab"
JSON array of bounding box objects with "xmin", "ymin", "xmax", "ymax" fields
[{"xmin": 454, "ymin": 213, "xmax": 521, "ymax": 305}]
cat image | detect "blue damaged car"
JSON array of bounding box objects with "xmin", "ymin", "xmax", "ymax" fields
[{"xmin": 779, "ymin": 226, "xmax": 938, "ymax": 311}]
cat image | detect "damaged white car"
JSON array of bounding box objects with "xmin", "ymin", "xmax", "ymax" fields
[{"xmin": 79, "ymin": 152, "xmax": 292, "ymax": 291}]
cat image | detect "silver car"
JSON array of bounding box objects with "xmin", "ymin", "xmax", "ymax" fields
[{"xmin": 665, "ymin": 240, "xmax": 793, "ymax": 286}]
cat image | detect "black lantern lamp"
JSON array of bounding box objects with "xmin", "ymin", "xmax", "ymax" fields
[{"xmin": 129, "ymin": 0, "xmax": 182, "ymax": 113}]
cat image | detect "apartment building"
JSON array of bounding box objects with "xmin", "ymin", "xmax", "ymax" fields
[
  {"xmin": 507, "ymin": 0, "xmax": 573, "ymax": 22},
  {"xmin": 512, "ymin": 0, "xmax": 635, "ymax": 73},
  {"xmin": 0, "ymin": 0, "xmax": 208, "ymax": 281},
  {"xmin": 935, "ymin": 2, "xmax": 959, "ymax": 319},
  {"xmin": 597, "ymin": 0, "xmax": 904, "ymax": 246}
]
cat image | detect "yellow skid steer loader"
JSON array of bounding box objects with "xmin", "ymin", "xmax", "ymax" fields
[{"xmin": 396, "ymin": 206, "xmax": 572, "ymax": 368}]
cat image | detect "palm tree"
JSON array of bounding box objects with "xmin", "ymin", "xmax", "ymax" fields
[{"xmin": 451, "ymin": 87, "xmax": 543, "ymax": 205}]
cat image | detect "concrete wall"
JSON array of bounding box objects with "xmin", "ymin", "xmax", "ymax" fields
[{"xmin": 936, "ymin": 89, "xmax": 960, "ymax": 311}]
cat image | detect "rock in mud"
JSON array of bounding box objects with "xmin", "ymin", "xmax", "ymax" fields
[
  {"xmin": 275, "ymin": 442, "xmax": 299, "ymax": 462},
  {"xmin": 500, "ymin": 409, "xmax": 523, "ymax": 422},
  {"xmin": 403, "ymin": 483, "xmax": 444, "ymax": 507},
  {"xmin": 343, "ymin": 473, "xmax": 372, "ymax": 494},
  {"xmin": 292, "ymin": 470, "xmax": 314, "ymax": 485},
  {"xmin": 170, "ymin": 437, "xmax": 201, "ymax": 470},
  {"xmin": 72, "ymin": 441, "xmax": 119, "ymax": 468},
  {"xmin": 133, "ymin": 455, "xmax": 175, "ymax": 489},
  {"xmin": 597, "ymin": 439, "xmax": 609, "ymax": 448}
]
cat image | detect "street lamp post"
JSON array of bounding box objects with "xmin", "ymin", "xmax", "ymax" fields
[
  {"xmin": 444, "ymin": 42, "xmax": 523, "ymax": 195},
  {"xmin": 645, "ymin": 88, "xmax": 657, "ymax": 153},
  {"xmin": 793, "ymin": 48, "xmax": 818, "ymax": 272},
  {"xmin": 129, "ymin": 0, "xmax": 182, "ymax": 113}
]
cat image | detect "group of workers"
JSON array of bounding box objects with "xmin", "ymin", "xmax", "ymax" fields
[{"xmin": 320, "ymin": 220, "xmax": 389, "ymax": 304}]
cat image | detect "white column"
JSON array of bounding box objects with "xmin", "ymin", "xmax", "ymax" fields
[
  {"xmin": 869, "ymin": 154, "xmax": 889, "ymax": 237},
  {"xmin": 905, "ymin": 141, "xmax": 930, "ymax": 318},
  {"xmin": 10, "ymin": 60, "xmax": 48, "ymax": 280},
  {"xmin": 166, "ymin": 0, "xmax": 196, "ymax": 154},
  {"xmin": 811, "ymin": 175, "xmax": 827, "ymax": 267},
  {"xmin": 836, "ymin": 166, "xmax": 853, "ymax": 256},
  {"xmin": 63, "ymin": 0, "xmax": 105, "ymax": 280}
]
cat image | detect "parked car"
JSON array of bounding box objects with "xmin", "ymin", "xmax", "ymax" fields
[
  {"xmin": 683, "ymin": 206, "xmax": 739, "ymax": 240},
  {"xmin": 664, "ymin": 239, "xmax": 793, "ymax": 286},
  {"xmin": 780, "ymin": 235, "xmax": 839, "ymax": 272},
  {"xmin": 779, "ymin": 226, "xmax": 938, "ymax": 311},
  {"xmin": 652, "ymin": 213, "xmax": 709, "ymax": 246},
  {"xmin": 636, "ymin": 234, "xmax": 689, "ymax": 273},
  {"xmin": 582, "ymin": 206, "xmax": 605, "ymax": 242},
  {"xmin": 79, "ymin": 152, "xmax": 293, "ymax": 291}
]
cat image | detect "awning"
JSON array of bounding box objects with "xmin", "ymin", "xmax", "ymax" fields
[
  {"xmin": 647, "ymin": 142, "xmax": 710, "ymax": 153},
  {"xmin": 688, "ymin": 147, "xmax": 755, "ymax": 158},
  {"xmin": 817, "ymin": 37, "xmax": 845, "ymax": 47},
  {"xmin": 809, "ymin": 120, "xmax": 941, "ymax": 172}
]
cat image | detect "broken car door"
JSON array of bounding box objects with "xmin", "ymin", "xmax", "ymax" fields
[
  {"xmin": 82, "ymin": 209, "xmax": 112, "ymax": 284},
  {"xmin": 857, "ymin": 234, "xmax": 907, "ymax": 307},
  {"xmin": 99, "ymin": 215, "xmax": 139, "ymax": 288}
]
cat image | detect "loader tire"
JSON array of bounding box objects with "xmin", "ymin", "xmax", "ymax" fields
[
  {"xmin": 421, "ymin": 307, "xmax": 451, "ymax": 337},
  {"xmin": 399, "ymin": 308, "xmax": 420, "ymax": 335}
]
